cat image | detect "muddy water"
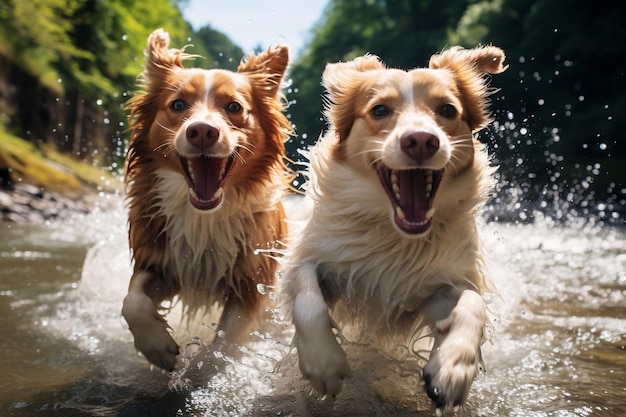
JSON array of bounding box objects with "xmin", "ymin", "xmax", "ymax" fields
[{"xmin": 0, "ymin": 195, "xmax": 624, "ymax": 417}]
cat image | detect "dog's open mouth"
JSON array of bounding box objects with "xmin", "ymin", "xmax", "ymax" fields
[
  {"xmin": 376, "ymin": 162, "xmax": 443, "ymax": 234},
  {"xmin": 179, "ymin": 153, "xmax": 236, "ymax": 210}
]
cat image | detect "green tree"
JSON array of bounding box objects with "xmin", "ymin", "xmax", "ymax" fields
[
  {"xmin": 195, "ymin": 25, "xmax": 245, "ymax": 71},
  {"xmin": 286, "ymin": 0, "xmax": 475, "ymax": 161},
  {"xmin": 452, "ymin": 0, "xmax": 626, "ymax": 199},
  {"xmin": 0, "ymin": 0, "xmax": 236, "ymax": 168}
]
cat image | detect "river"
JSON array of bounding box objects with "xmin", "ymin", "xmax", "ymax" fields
[{"xmin": 0, "ymin": 193, "xmax": 624, "ymax": 417}]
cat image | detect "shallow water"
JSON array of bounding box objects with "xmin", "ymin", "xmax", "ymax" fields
[{"xmin": 0, "ymin": 195, "xmax": 624, "ymax": 417}]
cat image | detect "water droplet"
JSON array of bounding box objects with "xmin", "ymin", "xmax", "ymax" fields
[{"xmin": 257, "ymin": 283, "xmax": 267, "ymax": 294}]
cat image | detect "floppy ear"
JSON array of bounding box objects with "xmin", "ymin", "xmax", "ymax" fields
[
  {"xmin": 144, "ymin": 29, "xmax": 188, "ymax": 76},
  {"xmin": 322, "ymin": 55, "xmax": 386, "ymax": 139},
  {"xmin": 238, "ymin": 45, "xmax": 290, "ymax": 98},
  {"xmin": 429, "ymin": 45, "xmax": 508, "ymax": 130},
  {"xmin": 238, "ymin": 46, "xmax": 293, "ymax": 149}
]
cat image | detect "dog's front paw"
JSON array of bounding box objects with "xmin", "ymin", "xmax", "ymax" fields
[
  {"xmin": 133, "ymin": 318, "xmax": 179, "ymax": 371},
  {"xmin": 296, "ymin": 331, "xmax": 350, "ymax": 397},
  {"xmin": 122, "ymin": 293, "xmax": 179, "ymax": 371},
  {"xmin": 422, "ymin": 331, "xmax": 481, "ymax": 410}
]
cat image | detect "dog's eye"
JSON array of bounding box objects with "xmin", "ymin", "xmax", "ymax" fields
[
  {"xmin": 226, "ymin": 101, "xmax": 242, "ymax": 113},
  {"xmin": 171, "ymin": 99, "xmax": 186, "ymax": 112},
  {"xmin": 371, "ymin": 104, "xmax": 390, "ymax": 118},
  {"xmin": 438, "ymin": 103, "xmax": 458, "ymax": 119}
]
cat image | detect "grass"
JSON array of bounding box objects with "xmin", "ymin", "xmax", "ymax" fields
[{"xmin": 0, "ymin": 130, "xmax": 121, "ymax": 197}]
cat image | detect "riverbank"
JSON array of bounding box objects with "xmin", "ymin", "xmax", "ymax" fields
[{"xmin": 0, "ymin": 131, "xmax": 121, "ymax": 223}]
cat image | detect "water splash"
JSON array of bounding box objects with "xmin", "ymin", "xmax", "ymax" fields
[{"xmin": 5, "ymin": 174, "xmax": 623, "ymax": 416}]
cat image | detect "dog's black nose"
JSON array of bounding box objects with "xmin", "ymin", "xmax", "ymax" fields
[
  {"xmin": 186, "ymin": 122, "xmax": 220, "ymax": 150},
  {"xmin": 400, "ymin": 131, "xmax": 439, "ymax": 163}
]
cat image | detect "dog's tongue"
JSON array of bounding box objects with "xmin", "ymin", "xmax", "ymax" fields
[
  {"xmin": 188, "ymin": 156, "xmax": 224, "ymax": 201},
  {"xmin": 376, "ymin": 163, "xmax": 440, "ymax": 235},
  {"xmin": 397, "ymin": 169, "xmax": 429, "ymax": 223}
]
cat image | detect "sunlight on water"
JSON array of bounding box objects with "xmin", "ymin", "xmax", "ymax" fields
[
  {"xmin": 1, "ymin": 179, "xmax": 624, "ymax": 416},
  {"xmin": 1, "ymin": 191, "xmax": 618, "ymax": 416}
]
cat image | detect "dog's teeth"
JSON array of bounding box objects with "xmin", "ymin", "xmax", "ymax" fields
[
  {"xmin": 392, "ymin": 182, "xmax": 400, "ymax": 199},
  {"xmin": 426, "ymin": 207, "xmax": 436, "ymax": 219},
  {"xmin": 396, "ymin": 206, "xmax": 406, "ymax": 220},
  {"xmin": 425, "ymin": 171, "xmax": 433, "ymax": 198},
  {"xmin": 391, "ymin": 171, "xmax": 401, "ymax": 198},
  {"xmin": 188, "ymin": 187, "xmax": 223, "ymax": 203}
]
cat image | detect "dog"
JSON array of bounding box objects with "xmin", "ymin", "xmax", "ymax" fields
[
  {"xmin": 122, "ymin": 29, "xmax": 292, "ymax": 371},
  {"xmin": 281, "ymin": 45, "xmax": 507, "ymax": 411}
]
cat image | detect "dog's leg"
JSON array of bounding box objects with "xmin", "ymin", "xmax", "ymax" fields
[
  {"xmin": 122, "ymin": 270, "xmax": 180, "ymax": 371},
  {"xmin": 291, "ymin": 263, "xmax": 350, "ymax": 396},
  {"xmin": 422, "ymin": 287, "xmax": 487, "ymax": 409},
  {"xmin": 212, "ymin": 292, "xmax": 256, "ymax": 351}
]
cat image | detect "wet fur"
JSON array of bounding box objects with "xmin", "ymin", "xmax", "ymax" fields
[
  {"xmin": 122, "ymin": 29, "xmax": 291, "ymax": 371},
  {"xmin": 281, "ymin": 46, "xmax": 507, "ymax": 411}
]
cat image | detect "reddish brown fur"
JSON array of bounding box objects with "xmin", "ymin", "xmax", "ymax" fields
[
  {"xmin": 428, "ymin": 46, "xmax": 508, "ymax": 130},
  {"xmin": 122, "ymin": 29, "xmax": 291, "ymax": 370}
]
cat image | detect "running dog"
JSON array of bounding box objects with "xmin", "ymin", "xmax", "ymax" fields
[
  {"xmin": 281, "ymin": 45, "xmax": 507, "ymax": 411},
  {"xmin": 122, "ymin": 29, "xmax": 291, "ymax": 371}
]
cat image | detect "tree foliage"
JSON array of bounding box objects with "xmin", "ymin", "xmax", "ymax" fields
[
  {"xmin": 0, "ymin": 0, "xmax": 623, "ymax": 203},
  {"xmin": 0, "ymin": 0, "xmax": 241, "ymax": 167},
  {"xmin": 287, "ymin": 0, "xmax": 480, "ymax": 158},
  {"xmin": 287, "ymin": 0, "xmax": 625, "ymax": 201}
]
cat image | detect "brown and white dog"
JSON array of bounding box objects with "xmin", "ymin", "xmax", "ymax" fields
[
  {"xmin": 122, "ymin": 29, "xmax": 291, "ymax": 371},
  {"xmin": 281, "ymin": 46, "xmax": 507, "ymax": 411}
]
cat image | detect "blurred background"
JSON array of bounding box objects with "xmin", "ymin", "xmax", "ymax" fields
[{"xmin": 0, "ymin": 0, "xmax": 624, "ymax": 223}]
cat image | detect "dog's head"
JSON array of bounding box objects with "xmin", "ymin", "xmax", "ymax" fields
[
  {"xmin": 322, "ymin": 46, "xmax": 507, "ymax": 236},
  {"xmin": 126, "ymin": 29, "xmax": 291, "ymax": 211}
]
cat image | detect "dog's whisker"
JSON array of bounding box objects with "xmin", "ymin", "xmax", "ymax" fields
[
  {"xmin": 154, "ymin": 143, "xmax": 177, "ymax": 158},
  {"xmin": 156, "ymin": 121, "xmax": 177, "ymax": 135},
  {"xmin": 237, "ymin": 143, "xmax": 256, "ymax": 157},
  {"xmin": 352, "ymin": 147, "xmax": 383, "ymax": 159},
  {"xmin": 368, "ymin": 156, "xmax": 385, "ymax": 169},
  {"xmin": 232, "ymin": 149, "xmax": 248, "ymax": 164}
]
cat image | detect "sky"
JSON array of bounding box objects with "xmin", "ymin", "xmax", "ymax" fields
[{"xmin": 181, "ymin": 0, "xmax": 329, "ymax": 58}]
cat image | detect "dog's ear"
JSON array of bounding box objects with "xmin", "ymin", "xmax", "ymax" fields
[
  {"xmin": 322, "ymin": 55, "xmax": 386, "ymax": 140},
  {"xmin": 238, "ymin": 45, "xmax": 290, "ymax": 98},
  {"xmin": 429, "ymin": 46, "xmax": 507, "ymax": 75},
  {"xmin": 145, "ymin": 29, "xmax": 187, "ymax": 75},
  {"xmin": 429, "ymin": 46, "xmax": 507, "ymax": 130},
  {"xmin": 238, "ymin": 46, "xmax": 293, "ymax": 147}
]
